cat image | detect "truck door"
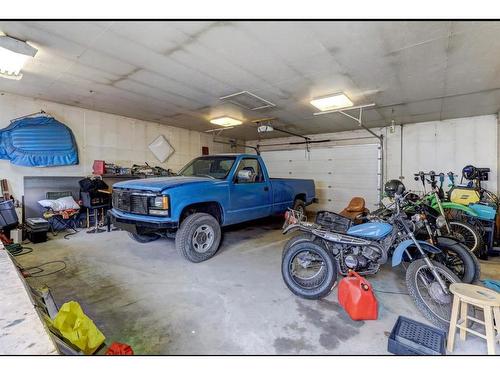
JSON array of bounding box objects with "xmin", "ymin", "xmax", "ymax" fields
[{"xmin": 229, "ymin": 157, "xmax": 272, "ymax": 221}]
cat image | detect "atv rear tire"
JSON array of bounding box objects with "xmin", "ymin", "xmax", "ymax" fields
[
  {"xmin": 282, "ymin": 241, "xmax": 337, "ymax": 299},
  {"xmin": 282, "ymin": 233, "xmax": 322, "ymax": 259}
]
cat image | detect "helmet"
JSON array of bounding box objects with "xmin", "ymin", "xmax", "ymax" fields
[
  {"xmin": 384, "ymin": 179, "xmax": 405, "ymax": 198},
  {"xmin": 405, "ymin": 192, "xmax": 420, "ymax": 203}
]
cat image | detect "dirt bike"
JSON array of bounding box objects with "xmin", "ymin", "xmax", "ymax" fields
[
  {"xmin": 401, "ymin": 196, "xmax": 480, "ymax": 284},
  {"xmin": 447, "ymin": 167, "xmax": 500, "ymax": 257},
  {"xmin": 281, "ymin": 185, "xmax": 461, "ymax": 330},
  {"xmin": 285, "ymin": 193, "xmax": 480, "ymax": 284},
  {"xmin": 414, "ymin": 171, "xmax": 484, "ymax": 254}
]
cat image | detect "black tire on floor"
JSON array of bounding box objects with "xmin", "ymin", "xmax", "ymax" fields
[
  {"xmin": 175, "ymin": 213, "xmax": 221, "ymax": 263},
  {"xmin": 282, "ymin": 241, "xmax": 337, "ymax": 300},
  {"xmin": 128, "ymin": 232, "xmax": 160, "ymax": 243},
  {"xmin": 282, "ymin": 233, "xmax": 321, "ymax": 259}
]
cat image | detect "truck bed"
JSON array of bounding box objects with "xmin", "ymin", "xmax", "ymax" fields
[{"xmin": 270, "ymin": 177, "xmax": 316, "ymax": 212}]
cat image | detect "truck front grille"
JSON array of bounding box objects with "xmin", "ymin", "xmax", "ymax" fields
[{"xmin": 112, "ymin": 189, "xmax": 154, "ymax": 215}]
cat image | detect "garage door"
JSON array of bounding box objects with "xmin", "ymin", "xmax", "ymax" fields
[{"xmin": 261, "ymin": 144, "xmax": 380, "ymax": 212}]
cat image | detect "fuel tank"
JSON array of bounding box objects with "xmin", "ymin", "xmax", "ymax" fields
[{"xmin": 346, "ymin": 222, "xmax": 392, "ymax": 240}]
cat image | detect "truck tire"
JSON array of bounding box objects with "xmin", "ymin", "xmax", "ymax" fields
[
  {"xmin": 128, "ymin": 232, "xmax": 160, "ymax": 243},
  {"xmin": 175, "ymin": 213, "xmax": 221, "ymax": 263},
  {"xmin": 293, "ymin": 199, "xmax": 306, "ymax": 217}
]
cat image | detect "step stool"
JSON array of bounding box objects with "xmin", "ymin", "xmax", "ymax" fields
[{"xmin": 447, "ymin": 283, "xmax": 500, "ymax": 355}]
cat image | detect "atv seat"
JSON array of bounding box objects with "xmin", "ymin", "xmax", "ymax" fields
[{"xmin": 339, "ymin": 197, "xmax": 369, "ymax": 223}]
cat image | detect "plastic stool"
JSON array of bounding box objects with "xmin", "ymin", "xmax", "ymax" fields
[{"xmin": 447, "ymin": 283, "xmax": 500, "ymax": 355}]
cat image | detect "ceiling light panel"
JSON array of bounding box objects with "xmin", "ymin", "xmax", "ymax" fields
[
  {"xmin": 209, "ymin": 116, "xmax": 243, "ymax": 127},
  {"xmin": 310, "ymin": 93, "xmax": 353, "ymax": 112},
  {"xmin": 0, "ymin": 35, "xmax": 38, "ymax": 80},
  {"xmin": 220, "ymin": 91, "xmax": 276, "ymax": 111}
]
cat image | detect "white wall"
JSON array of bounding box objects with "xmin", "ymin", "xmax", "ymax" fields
[
  {"xmin": 0, "ymin": 93, "xmax": 234, "ymax": 199},
  {"xmin": 248, "ymin": 114, "xmax": 498, "ymax": 204},
  {"xmin": 385, "ymin": 115, "xmax": 498, "ymax": 193}
]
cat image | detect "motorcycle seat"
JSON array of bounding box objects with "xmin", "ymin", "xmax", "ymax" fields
[{"xmin": 339, "ymin": 197, "xmax": 369, "ymax": 222}]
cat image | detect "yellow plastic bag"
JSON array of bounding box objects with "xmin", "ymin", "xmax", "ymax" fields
[{"xmin": 52, "ymin": 301, "xmax": 105, "ymax": 354}]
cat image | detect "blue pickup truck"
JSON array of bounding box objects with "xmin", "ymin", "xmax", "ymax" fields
[{"xmin": 110, "ymin": 153, "xmax": 315, "ymax": 262}]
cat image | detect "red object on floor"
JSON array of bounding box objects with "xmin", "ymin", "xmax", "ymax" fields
[
  {"xmin": 0, "ymin": 233, "xmax": 12, "ymax": 245},
  {"xmin": 338, "ymin": 270, "xmax": 378, "ymax": 320},
  {"xmin": 92, "ymin": 160, "xmax": 105, "ymax": 175},
  {"xmin": 105, "ymin": 342, "xmax": 134, "ymax": 355}
]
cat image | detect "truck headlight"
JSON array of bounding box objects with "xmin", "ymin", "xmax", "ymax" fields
[
  {"xmin": 153, "ymin": 195, "xmax": 169, "ymax": 209},
  {"xmin": 149, "ymin": 195, "xmax": 170, "ymax": 216},
  {"xmin": 436, "ymin": 215, "xmax": 447, "ymax": 228}
]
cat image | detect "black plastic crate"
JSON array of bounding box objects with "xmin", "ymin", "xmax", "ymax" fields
[
  {"xmin": 315, "ymin": 210, "xmax": 351, "ymax": 232},
  {"xmin": 27, "ymin": 229, "xmax": 48, "ymax": 243},
  {"xmin": 0, "ymin": 199, "xmax": 19, "ymax": 229},
  {"xmin": 26, "ymin": 217, "xmax": 50, "ymax": 231},
  {"xmin": 388, "ymin": 316, "xmax": 446, "ymax": 355}
]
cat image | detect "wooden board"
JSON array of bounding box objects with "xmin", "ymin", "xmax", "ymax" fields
[{"xmin": 0, "ymin": 246, "xmax": 58, "ymax": 354}]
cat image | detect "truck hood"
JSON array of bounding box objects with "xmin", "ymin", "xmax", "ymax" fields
[{"xmin": 113, "ymin": 176, "xmax": 216, "ymax": 192}]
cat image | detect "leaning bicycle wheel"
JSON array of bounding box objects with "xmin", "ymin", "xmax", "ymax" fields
[
  {"xmin": 447, "ymin": 221, "xmax": 484, "ymax": 255},
  {"xmin": 405, "ymin": 259, "xmax": 460, "ymax": 330}
]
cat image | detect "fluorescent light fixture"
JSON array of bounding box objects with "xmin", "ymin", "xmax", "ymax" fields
[
  {"xmin": 209, "ymin": 116, "xmax": 242, "ymax": 127},
  {"xmin": 310, "ymin": 93, "xmax": 354, "ymax": 112},
  {"xmin": 0, "ymin": 35, "xmax": 38, "ymax": 80}
]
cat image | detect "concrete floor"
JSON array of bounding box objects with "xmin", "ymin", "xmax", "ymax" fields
[{"xmin": 18, "ymin": 217, "xmax": 500, "ymax": 355}]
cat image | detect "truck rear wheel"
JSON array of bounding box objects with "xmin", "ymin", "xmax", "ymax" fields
[
  {"xmin": 128, "ymin": 232, "xmax": 160, "ymax": 243},
  {"xmin": 175, "ymin": 213, "xmax": 221, "ymax": 263},
  {"xmin": 293, "ymin": 199, "xmax": 306, "ymax": 217}
]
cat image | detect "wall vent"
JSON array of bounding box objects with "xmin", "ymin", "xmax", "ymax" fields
[{"xmin": 219, "ymin": 91, "xmax": 276, "ymax": 110}]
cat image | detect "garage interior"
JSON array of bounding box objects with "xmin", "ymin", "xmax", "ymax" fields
[{"xmin": 1, "ymin": 20, "xmax": 500, "ymax": 355}]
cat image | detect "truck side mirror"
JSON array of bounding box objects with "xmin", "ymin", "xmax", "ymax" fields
[{"xmin": 237, "ymin": 170, "xmax": 252, "ymax": 183}]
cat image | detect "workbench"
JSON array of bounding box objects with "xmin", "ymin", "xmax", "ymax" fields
[{"xmin": 0, "ymin": 245, "xmax": 58, "ymax": 354}]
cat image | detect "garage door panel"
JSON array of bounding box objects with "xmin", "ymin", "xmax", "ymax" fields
[{"xmin": 262, "ymin": 144, "xmax": 379, "ymax": 213}]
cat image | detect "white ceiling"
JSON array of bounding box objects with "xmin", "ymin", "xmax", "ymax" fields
[{"xmin": 1, "ymin": 21, "xmax": 500, "ymax": 140}]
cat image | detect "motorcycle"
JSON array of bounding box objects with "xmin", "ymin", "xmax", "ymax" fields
[
  {"xmin": 447, "ymin": 166, "xmax": 500, "ymax": 256},
  {"xmin": 401, "ymin": 196, "xmax": 480, "ymax": 284},
  {"xmin": 284, "ymin": 191, "xmax": 480, "ymax": 284},
  {"xmin": 281, "ymin": 180, "xmax": 460, "ymax": 330},
  {"xmin": 414, "ymin": 171, "xmax": 484, "ymax": 254}
]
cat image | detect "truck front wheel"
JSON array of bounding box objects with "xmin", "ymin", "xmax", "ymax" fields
[{"xmin": 175, "ymin": 213, "xmax": 222, "ymax": 263}]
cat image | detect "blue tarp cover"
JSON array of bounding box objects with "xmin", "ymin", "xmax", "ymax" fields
[{"xmin": 0, "ymin": 115, "xmax": 79, "ymax": 167}]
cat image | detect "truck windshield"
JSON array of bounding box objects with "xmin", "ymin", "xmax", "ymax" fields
[{"xmin": 179, "ymin": 156, "xmax": 236, "ymax": 179}]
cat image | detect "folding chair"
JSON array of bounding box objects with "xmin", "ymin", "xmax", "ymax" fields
[{"xmin": 43, "ymin": 191, "xmax": 80, "ymax": 238}]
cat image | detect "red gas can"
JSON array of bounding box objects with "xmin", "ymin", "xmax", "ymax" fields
[{"xmin": 338, "ymin": 270, "xmax": 378, "ymax": 320}]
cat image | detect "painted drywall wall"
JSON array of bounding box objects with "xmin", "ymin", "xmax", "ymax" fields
[
  {"xmin": 0, "ymin": 93, "xmax": 234, "ymax": 199},
  {"xmin": 385, "ymin": 115, "xmax": 498, "ymax": 193},
  {"xmin": 248, "ymin": 114, "xmax": 498, "ymax": 200}
]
